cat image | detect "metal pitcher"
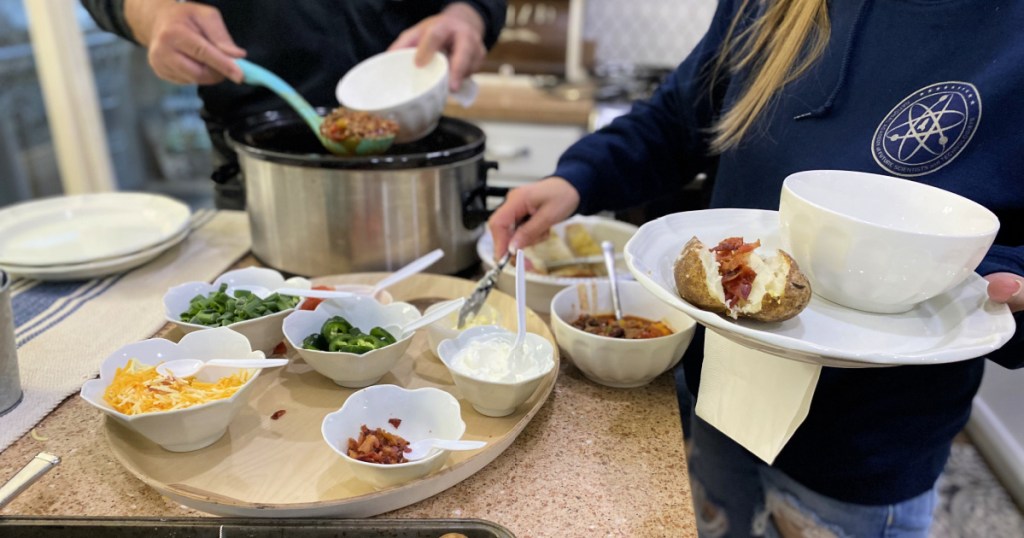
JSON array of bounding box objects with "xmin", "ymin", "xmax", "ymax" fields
[{"xmin": 0, "ymin": 270, "xmax": 22, "ymax": 416}]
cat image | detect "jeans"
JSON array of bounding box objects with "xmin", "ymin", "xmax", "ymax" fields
[{"xmin": 684, "ymin": 405, "xmax": 938, "ymax": 538}]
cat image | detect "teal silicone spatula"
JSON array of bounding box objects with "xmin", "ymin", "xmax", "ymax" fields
[{"xmin": 234, "ymin": 59, "xmax": 394, "ymax": 156}]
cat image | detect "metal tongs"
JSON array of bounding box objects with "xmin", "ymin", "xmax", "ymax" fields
[
  {"xmin": 0, "ymin": 452, "xmax": 60, "ymax": 509},
  {"xmin": 457, "ymin": 250, "xmax": 512, "ymax": 328}
]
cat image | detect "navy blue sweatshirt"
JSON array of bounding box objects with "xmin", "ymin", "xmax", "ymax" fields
[
  {"xmin": 81, "ymin": 0, "xmax": 505, "ymax": 126},
  {"xmin": 556, "ymin": 0, "xmax": 1024, "ymax": 505}
]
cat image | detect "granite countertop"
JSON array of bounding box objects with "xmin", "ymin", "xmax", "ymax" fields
[
  {"xmin": 443, "ymin": 75, "xmax": 595, "ymax": 126},
  {"xmin": 0, "ymin": 263, "xmax": 696, "ymax": 537}
]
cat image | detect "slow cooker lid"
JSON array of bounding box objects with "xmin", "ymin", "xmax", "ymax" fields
[{"xmin": 227, "ymin": 108, "xmax": 484, "ymax": 170}]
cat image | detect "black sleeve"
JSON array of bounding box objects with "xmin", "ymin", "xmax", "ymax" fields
[
  {"xmin": 79, "ymin": 0, "xmax": 140, "ymax": 45},
  {"xmin": 443, "ymin": 0, "xmax": 506, "ymax": 49}
]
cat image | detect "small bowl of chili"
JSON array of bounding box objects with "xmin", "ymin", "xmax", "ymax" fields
[{"xmin": 550, "ymin": 280, "xmax": 697, "ymax": 388}]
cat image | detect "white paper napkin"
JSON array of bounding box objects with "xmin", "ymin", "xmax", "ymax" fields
[{"xmin": 695, "ymin": 330, "xmax": 822, "ymax": 464}]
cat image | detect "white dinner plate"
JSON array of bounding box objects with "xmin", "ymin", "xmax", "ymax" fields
[
  {"xmin": 0, "ymin": 227, "xmax": 190, "ymax": 281},
  {"xmin": 0, "ymin": 192, "xmax": 191, "ymax": 266},
  {"xmin": 624, "ymin": 208, "xmax": 1016, "ymax": 368}
]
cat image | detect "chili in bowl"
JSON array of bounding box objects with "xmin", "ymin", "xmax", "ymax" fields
[{"xmin": 550, "ymin": 281, "xmax": 696, "ymax": 388}]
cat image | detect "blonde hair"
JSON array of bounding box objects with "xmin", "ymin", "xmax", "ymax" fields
[{"xmin": 709, "ymin": 0, "xmax": 831, "ymax": 153}]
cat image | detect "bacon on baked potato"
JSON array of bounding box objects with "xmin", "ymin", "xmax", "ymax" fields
[{"xmin": 674, "ymin": 236, "xmax": 811, "ymax": 322}]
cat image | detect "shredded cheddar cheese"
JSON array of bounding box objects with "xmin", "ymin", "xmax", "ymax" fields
[{"xmin": 103, "ymin": 359, "xmax": 252, "ymax": 415}]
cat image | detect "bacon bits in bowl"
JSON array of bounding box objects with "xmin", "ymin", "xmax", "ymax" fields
[
  {"xmin": 321, "ymin": 384, "xmax": 465, "ymax": 488},
  {"xmin": 80, "ymin": 327, "xmax": 267, "ymax": 452},
  {"xmin": 550, "ymin": 281, "xmax": 696, "ymax": 388},
  {"xmin": 282, "ymin": 296, "xmax": 420, "ymax": 388},
  {"xmin": 163, "ymin": 267, "xmax": 312, "ymax": 353}
]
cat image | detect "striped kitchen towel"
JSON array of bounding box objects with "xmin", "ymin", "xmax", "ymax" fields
[{"xmin": 0, "ymin": 209, "xmax": 251, "ymax": 451}]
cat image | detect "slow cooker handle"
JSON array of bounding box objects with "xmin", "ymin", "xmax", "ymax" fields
[
  {"xmin": 211, "ymin": 162, "xmax": 241, "ymax": 184},
  {"xmin": 462, "ymin": 160, "xmax": 508, "ymax": 230}
]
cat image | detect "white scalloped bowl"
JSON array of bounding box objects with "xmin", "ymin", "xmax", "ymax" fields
[
  {"xmin": 321, "ymin": 384, "xmax": 465, "ymax": 489},
  {"xmin": 550, "ymin": 281, "xmax": 696, "ymax": 388},
  {"xmin": 282, "ymin": 296, "xmax": 421, "ymax": 388},
  {"xmin": 80, "ymin": 327, "xmax": 267, "ymax": 452},
  {"xmin": 164, "ymin": 267, "xmax": 311, "ymax": 353},
  {"xmin": 477, "ymin": 215, "xmax": 639, "ymax": 313},
  {"xmin": 436, "ymin": 326, "xmax": 555, "ymax": 417}
]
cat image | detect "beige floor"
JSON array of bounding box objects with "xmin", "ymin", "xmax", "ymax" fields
[{"xmin": 930, "ymin": 434, "xmax": 1024, "ymax": 537}]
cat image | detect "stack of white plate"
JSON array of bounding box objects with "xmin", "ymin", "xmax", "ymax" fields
[{"xmin": 0, "ymin": 193, "xmax": 192, "ymax": 281}]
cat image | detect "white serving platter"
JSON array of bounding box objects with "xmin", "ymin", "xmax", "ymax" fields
[{"xmin": 0, "ymin": 192, "xmax": 190, "ymax": 267}]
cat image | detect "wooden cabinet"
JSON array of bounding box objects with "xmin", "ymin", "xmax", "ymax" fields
[{"xmin": 444, "ymin": 75, "xmax": 594, "ymax": 197}]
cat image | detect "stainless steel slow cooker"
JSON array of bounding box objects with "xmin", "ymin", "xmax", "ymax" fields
[{"xmin": 227, "ymin": 109, "xmax": 500, "ymax": 277}]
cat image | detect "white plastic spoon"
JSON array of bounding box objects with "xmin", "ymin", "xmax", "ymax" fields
[
  {"xmin": 156, "ymin": 358, "xmax": 289, "ymax": 378},
  {"xmin": 404, "ymin": 438, "xmax": 487, "ymax": 461},
  {"xmin": 275, "ymin": 288, "xmax": 356, "ymax": 300},
  {"xmin": 370, "ymin": 249, "xmax": 445, "ymax": 297},
  {"xmin": 228, "ymin": 286, "xmax": 355, "ymax": 301},
  {"xmin": 389, "ymin": 297, "xmax": 466, "ymax": 337},
  {"xmin": 504, "ymin": 250, "xmax": 528, "ymax": 371}
]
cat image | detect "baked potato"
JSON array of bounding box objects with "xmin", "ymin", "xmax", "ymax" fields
[
  {"xmin": 674, "ymin": 236, "xmax": 811, "ymax": 322},
  {"xmin": 522, "ymin": 224, "xmax": 605, "ymax": 277}
]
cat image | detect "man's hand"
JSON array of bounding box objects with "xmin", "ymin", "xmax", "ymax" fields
[
  {"xmin": 986, "ymin": 272, "xmax": 1024, "ymax": 313},
  {"xmin": 125, "ymin": 0, "xmax": 245, "ymax": 85},
  {"xmin": 388, "ymin": 3, "xmax": 487, "ymax": 92}
]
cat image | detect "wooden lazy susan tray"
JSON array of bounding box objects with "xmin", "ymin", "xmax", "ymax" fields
[{"xmin": 104, "ymin": 272, "xmax": 559, "ymax": 517}]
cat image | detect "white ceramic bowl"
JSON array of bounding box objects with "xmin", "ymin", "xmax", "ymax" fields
[
  {"xmin": 164, "ymin": 267, "xmax": 311, "ymax": 353},
  {"xmin": 282, "ymin": 296, "xmax": 421, "ymax": 388},
  {"xmin": 321, "ymin": 384, "xmax": 465, "ymax": 489},
  {"xmin": 80, "ymin": 327, "xmax": 267, "ymax": 452},
  {"xmin": 436, "ymin": 326, "xmax": 555, "ymax": 417},
  {"xmin": 550, "ymin": 281, "xmax": 696, "ymax": 388},
  {"xmin": 424, "ymin": 301, "xmax": 501, "ymax": 359},
  {"xmin": 336, "ymin": 49, "xmax": 448, "ymax": 143},
  {"xmin": 478, "ymin": 215, "xmax": 639, "ymax": 314},
  {"xmin": 779, "ymin": 170, "xmax": 1000, "ymax": 314}
]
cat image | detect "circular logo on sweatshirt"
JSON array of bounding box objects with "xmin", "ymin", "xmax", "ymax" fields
[{"xmin": 872, "ymin": 81, "xmax": 981, "ymax": 177}]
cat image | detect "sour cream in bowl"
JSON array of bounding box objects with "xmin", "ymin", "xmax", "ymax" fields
[
  {"xmin": 437, "ymin": 325, "xmax": 555, "ymax": 417},
  {"xmin": 424, "ymin": 301, "xmax": 501, "ymax": 359}
]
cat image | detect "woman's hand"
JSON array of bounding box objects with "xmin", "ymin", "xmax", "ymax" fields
[
  {"xmin": 985, "ymin": 272, "xmax": 1024, "ymax": 313},
  {"xmin": 488, "ymin": 177, "xmax": 581, "ymax": 260},
  {"xmin": 388, "ymin": 3, "xmax": 487, "ymax": 92},
  {"xmin": 125, "ymin": 0, "xmax": 246, "ymax": 85}
]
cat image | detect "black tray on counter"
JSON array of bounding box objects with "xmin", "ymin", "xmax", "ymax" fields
[{"xmin": 0, "ymin": 517, "xmax": 515, "ymax": 537}]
